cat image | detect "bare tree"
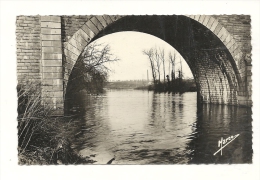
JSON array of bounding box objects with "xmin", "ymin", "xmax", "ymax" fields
[
  {"xmin": 159, "ymin": 48, "xmax": 166, "ymax": 84},
  {"xmin": 143, "ymin": 49, "xmax": 157, "ymax": 85},
  {"xmin": 67, "ymin": 42, "xmax": 119, "ymax": 93},
  {"xmin": 154, "ymin": 48, "xmax": 161, "ymax": 83},
  {"xmin": 169, "ymin": 51, "xmax": 176, "ymax": 82},
  {"xmin": 81, "ymin": 42, "xmax": 119, "ymax": 74}
]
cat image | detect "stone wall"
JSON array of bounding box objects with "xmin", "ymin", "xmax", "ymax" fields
[
  {"xmin": 213, "ymin": 15, "xmax": 251, "ymax": 54},
  {"xmin": 213, "ymin": 15, "xmax": 252, "ymax": 105},
  {"xmin": 16, "ymin": 16, "xmax": 41, "ymax": 83}
]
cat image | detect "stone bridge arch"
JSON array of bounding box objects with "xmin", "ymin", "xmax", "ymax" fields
[
  {"xmin": 16, "ymin": 15, "xmax": 252, "ymax": 115},
  {"xmin": 62, "ymin": 15, "xmax": 250, "ymax": 109}
]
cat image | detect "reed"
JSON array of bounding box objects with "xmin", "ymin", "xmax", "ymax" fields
[{"xmin": 17, "ymin": 80, "xmax": 95, "ymax": 165}]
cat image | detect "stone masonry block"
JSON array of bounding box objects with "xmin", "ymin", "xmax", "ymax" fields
[
  {"xmin": 42, "ymin": 47, "xmax": 62, "ymax": 54},
  {"xmin": 64, "ymin": 56, "xmax": 76, "ymax": 67},
  {"xmin": 31, "ymin": 69, "xmax": 40, "ymax": 73},
  {"xmin": 64, "ymin": 49, "xmax": 78, "ymax": 61},
  {"xmin": 69, "ymin": 38, "xmax": 84, "ymax": 52},
  {"xmin": 226, "ymin": 38, "xmax": 236, "ymax": 49},
  {"xmin": 209, "ymin": 19, "xmax": 218, "ymax": 32},
  {"xmin": 202, "ymin": 15, "xmax": 210, "ymax": 26},
  {"xmin": 213, "ymin": 23, "xmax": 223, "ymax": 35},
  {"xmin": 18, "ymin": 69, "xmax": 31, "ymax": 73},
  {"xmin": 96, "ymin": 16, "xmax": 108, "ymax": 28},
  {"xmin": 41, "ymin": 16, "xmax": 61, "ymax": 22},
  {"xmin": 41, "ymin": 22, "xmax": 61, "ymax": 29},
  {"xmin": 198, "ymin": 15, "xmax": 205, "ymax": 24},
  {"xmin": 65, "ymin": 43, "xmax": 81, "ymax": 56},
  {"xmin": 223, "ymin": 34, "xmax": 231, "ymax": 46},
  {"xmin": 81, "ymin": 24, "xmax": 95, "ymax": 39},
  {"xmin": 42, "ymin": 53, "xmax": 62, "ymax": 60},
  {"xmin": 52, "ymin": 85, "xmax": 63, "ymax": 91},
  {"xmin": 218, "ymin": 27, "xmax": 229, "ymax": 42},
  {"xmin": 75, "ymin": 29, "xmax": 90, "ymax": 43},
  {"xmin": 43, "ymin": 72, "xmax": 63, "ymax": 79},
  {"xmin": 102, "ymin": 15, "xmax": 113, "ymax": 25},
  {"xmin": 42, "ymin": 35, "xmax": 61, "ymax": 41},
  {"xmin": 233, "ymin": 47, "xmax": 241, "ymax": 57},
  {"xmin": 41, "ymin": 28, "xmax": 61, "ymax": 35},
  {"xmin": 229, "ymin": 43, "xmax": 237, "ymax": 53},
  {"xmin": 44, "ymin": 97, "xmax": 64, "ymax": 105},
  {"xmin": 72, "ymin": 32, "xmax": 88, "ymax": 48},
  {"xmin": 114, "ymin": 15, "xmax": 124, "ymax": 21},
  {"xmin": 42, "ymin": 97, "xmax": 60, "ymax": 108},
  {"xmin": 42, "ymin": 40, "xmax": 62, "ymax": 47},
  {"xmin": 42, "ymin": 79, "xmax": 53, "ymax": 86},
  {"xmin": 53, "ymin": 79, "xmax": 63, "ymax": 86},
  {"xmin": 42, "ymin": 59, "xmax": 62, "ymax": 66},
  {"xmin": 194, "ymin": 15, "xmax": 200, "ymax": 21},
  {"xmin": 186, "ymin": 15, "xmax": 194, "ymax": 19},
  {"xmin": 86, "ymin": 20, "xmax": 99, "ymax": 35},
  {"xmin": 91, "ymin": 16, "xmax": 104, "ymax": 31},
  {"xmin": 206, "ymin": 16, "xmax": 215, "ymax": 29},
  {"xmin": 42, "ymin": 85, "xmax": 53, "ymax": 92},
  {"xmin": 109, "ymin": 15, "xmax": 117, "ymax": 22},
  {"xmin": 42, "ymin": 66, "xmax": 62, "ymax": 73}
]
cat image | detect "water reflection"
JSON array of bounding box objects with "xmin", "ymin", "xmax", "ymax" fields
[
  {"xmin": 65, "ymin": 90, "xmax": 252, "ymax": 164},
  {"xmin": 189, "ymin": 104, "xmax": 252, "ymax": 164}
]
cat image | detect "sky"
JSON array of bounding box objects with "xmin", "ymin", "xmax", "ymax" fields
[{"xmin": 92, "ymin": 31, "xmax": 193, "ymax": 81}]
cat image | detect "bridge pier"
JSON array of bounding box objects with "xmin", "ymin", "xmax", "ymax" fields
[{"xmin": 40, "ymin": 16, "xmax": 64, "ymax": 115}]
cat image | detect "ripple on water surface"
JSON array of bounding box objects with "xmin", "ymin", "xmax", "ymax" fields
[{"xmin": 68, "ymin": 90, "xmax": 252, "ymax": 164}]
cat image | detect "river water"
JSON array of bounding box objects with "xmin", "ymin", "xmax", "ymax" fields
[{"xmin": 66, "ymin": 89, "xmax": 252, "ymax": 164}]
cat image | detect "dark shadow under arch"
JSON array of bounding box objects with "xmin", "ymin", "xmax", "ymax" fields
[{"xmin": 66, "ymin": 15, "xmax": 241, "ymax": 105}]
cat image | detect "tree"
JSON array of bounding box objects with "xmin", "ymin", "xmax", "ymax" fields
[
  {"xmin": 154, "ymin": 48, "xmax": 161, "ymax": 83},
  {"xmin": 169, "ymin": 51, "xmax": 175, "ymax": 83},
  {"xmin": 143, "ymin": 49, "xmax": 157, "ymax": 85},
  {"xmin": 67, "ymin": 42, "xmax": 119, "ymax": 94},
  {"xmin": 159, "ymin": 48, "xmax": 166, "ymax": 84}
]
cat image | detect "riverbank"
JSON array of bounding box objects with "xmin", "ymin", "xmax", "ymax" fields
[
  {"xmin": 17, "ymin": 83, "xmax": 96, "ymax": 165},
  {"xmin": 18, "ymin": 115, "xmax": 96, "ymax": 165}
]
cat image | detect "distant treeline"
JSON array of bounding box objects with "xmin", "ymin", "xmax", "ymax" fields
[
  {"xmin": 135, "ymin": 78, "xmax": 197, "ymax": 93},
  {"xmin": 105, "ymin": 79, "xmax": 197, "ymax": 92},
  {"xmin": 105, "ymin": 80, "xmax": 148, "ymax": 89}
]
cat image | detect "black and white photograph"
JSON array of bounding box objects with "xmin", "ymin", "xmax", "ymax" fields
[
  {"xmin": 16, "ymin": 14, "xmax": 253, "ymax": 165},
  {"xmin": 0, "ymin": 1, "xmax": 259, "ymax": 180}
]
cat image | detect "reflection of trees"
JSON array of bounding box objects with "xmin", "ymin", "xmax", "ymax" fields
[
  {"xmin": 148, "ymin": 93, "xmax": 161, "ymax": 132},
  {"xmin": 187, "ymin": 104, "xmax": 252, "ymax": 164},
  {"xmin": 148, "ymin": 92, "xmax": 186, "ymax": 134}
]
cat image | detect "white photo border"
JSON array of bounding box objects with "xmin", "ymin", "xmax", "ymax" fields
[{"xmin": 0, "ymin": 1, "xmax": 259, "ymax": 180}]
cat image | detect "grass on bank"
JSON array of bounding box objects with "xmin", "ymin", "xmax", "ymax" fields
[{"xmin": 17, "ymin": 81, "xmax": 95, "ymax": 165}]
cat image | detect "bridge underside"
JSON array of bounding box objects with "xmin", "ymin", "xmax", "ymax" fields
[
  {"xmin": 16, "ymin": 15, "xmax": 252, "ymax": 115},
  {"xmin": 89, "ymin": 16, "xmax": 241, "ymax": 106}
]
